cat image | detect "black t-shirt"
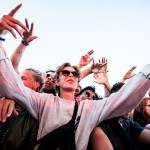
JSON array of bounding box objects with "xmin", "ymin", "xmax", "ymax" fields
[{"xmin": 98, "ymin": 118, "xmax": 144, "ymax": 150}]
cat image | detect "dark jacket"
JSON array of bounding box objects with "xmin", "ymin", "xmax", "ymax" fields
[{"xmin": 0, "ymin": 106, "xmax": 39, "ymax": 150}]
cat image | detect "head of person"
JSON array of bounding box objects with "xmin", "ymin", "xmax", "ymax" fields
[
  {"xmin": 110, "ymin": 82, "xmax": 125, "ymax": 95},
  {"xmin": 78, "ymin": 85, "xmax": 98, "ymax": 100},
  {"xmin": 133, "ymin": 97, "xmax": 150, "ymax": 122},
  {"xmin": 19, "ymin": 68, "xmax": 45, "ymax": 92},
  {"xmin": 42, "ymin": 69, "xmax": 56, "ymax": 95},
  {"xmin": 75, "ymin": 84, "xmax": 82, "ymax": 97},
  {"xmin": 54, "ymin": 62, "xmax": 80, "ymax": 96}
]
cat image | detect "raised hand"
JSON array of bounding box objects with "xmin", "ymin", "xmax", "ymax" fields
[
  {"xmin": 120, "ymin": 66, "xmax": 137, "ymax": 82},
  {"xmin": 78, "ymin": 49, "xmax": 94, "ymax": 69},
  {"xmin": 22, "ymin": 18, "xmax": 37, "ymax": 43},
  {"xmin": 0, "ymin": 4, "xmax": 28, "ymax": 38},
  {"xmin": 93, "ymin": 73, "xmax": 107, "ymax": 85},
  {"xmin": 91, "ymin": 58, "xmax": 107, "ymax": 73}
]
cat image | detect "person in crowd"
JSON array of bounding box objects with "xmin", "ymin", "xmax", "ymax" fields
[
  {"xmin": 0, "ymin": 13, "xmax": 44, "ymax": 149},
  {"xmin": 132, "ymin": 97, "xmax": 150, "ymax": 128},
  {"xmin": 0, "ymin": 4, "xmax": 150, "ymax": 150},
  {"xmin": 89, "ymin": 82, "xmax": 150, "ymax": 150},
  {"xmin": 132, "ymin": 97, "xmax": 150, "ymax": 150},
  {"xmin": 77, "ymin": 85, "xmax": 100, "ymax": 100},
  {"xmin": 0, "ymin": 67, "xmax": 44, "ymax": 150},
  {"xmin": 40, "ymin": 69, "xmax": 56, "ymax": 95}
]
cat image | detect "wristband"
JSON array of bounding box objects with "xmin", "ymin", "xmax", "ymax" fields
[
  {"xmin": 0, "ymin": 37, "xmax": 5, "ymax": 42},
  {"xmin": 21, "ymin": 40, "xmax": 29, "ymax": 46}
]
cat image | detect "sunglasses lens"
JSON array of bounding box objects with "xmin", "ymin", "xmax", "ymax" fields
[
  {"xmin": 62, "ymin": 70, "xmax": 70, "ymax": 76},
  {"xmin": 72, "ymin": 72, "xmax": 79, "ymax": 78},
  {"xmin": 85, "ymin": 91, "xmax": 90, "ymax": 97},
  {"xmin": 46, "ymin": 74, "xmax": 50, "ymax": 78},
  {"xmin": 61, "ymin": 70, "xmax": 79, "ymax": 78}
]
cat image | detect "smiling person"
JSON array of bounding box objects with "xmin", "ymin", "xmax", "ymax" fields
[{"xmin": 0, "ymin": 4, "xmax": 150, "ymax": 150}]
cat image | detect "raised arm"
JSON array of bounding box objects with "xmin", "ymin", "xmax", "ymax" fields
[
  {"xmin": 11, "ymin": 18, "xmax": 37, "ymax": 74},
  {"xmin": 0, "ymin": 4, "xmax": 47, "ymax": 120}
]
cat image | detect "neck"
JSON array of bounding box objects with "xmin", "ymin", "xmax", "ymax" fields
[{"xmin": 60, "ymin": 89, "xmax": 75, "ymax": 101}]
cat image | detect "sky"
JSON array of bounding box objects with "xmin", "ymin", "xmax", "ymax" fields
[{"xmin": 1, "ymin": 0, "xmax": 150, "ymax": 96}]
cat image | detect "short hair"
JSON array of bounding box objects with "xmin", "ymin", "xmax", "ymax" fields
[
  {"xmin": 78, "ymin": 85, "xmax": 101, "ymax": 100},
  {"xmin": 45, "ymin": 69, "xmax": 55, "ymax": 74},
  {"xmin": 25, "ymin": 68, "xmax": 45, "ymax": 92},
  {"xmin": 54, "ymin": 62, "xmax": 80, "ymax": 95},
  {"xmin": 110, "ymin": 82, "xmax": 125, "ymax": 94}
]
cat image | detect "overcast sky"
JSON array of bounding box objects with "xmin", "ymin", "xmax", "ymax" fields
[{"xmin": 1, "ymin": 0, "xmax": 150, "ymax": 96}]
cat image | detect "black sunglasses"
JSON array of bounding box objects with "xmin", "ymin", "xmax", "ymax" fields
[
  {"xmin": 61, "ymin": 70, "xmax": 79, "ymax": 78},
  {"xmin": 85, "ymin": 91, "xmax": 96, "ymax": 100}
]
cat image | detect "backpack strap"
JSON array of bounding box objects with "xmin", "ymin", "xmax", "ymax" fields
[{"xmin": 72, "ymin": 101, "xmax": 78, "ymax": 121}]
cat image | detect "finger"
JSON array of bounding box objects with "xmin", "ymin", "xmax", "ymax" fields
[
  {"xmin": 28, "ymin": 36, "xmax": 37, "ymax": 42},
  {"xmin": 88, "ymin": 49, "xmax": 94, "ymax": 55},
  {"xmin": 88, "ymin": 57, "xmax": 94, "ymax": 63},
  {"xmin": 9, "ymin": 17, "xmax": 28, "ymax": 32},
  {"xmin": 6, "ymin": 101, "xmax": 15, "ymax": 117},
  {"xmin": 1, "ymin": 19, "xmax": 17, "ymax": 38},
  {"xmin": 25, "ymin": 18, "xmax": 29, "ymax": 29},
  {"xmin": 131, "ymin": 73, "xmax": 136, "ymax": 78},
  {"xmin": 2, "ymin": 100, "xmax": 9, "ymax": 122},
  {"xmin": 6, "ymin": 19, "xmax": 22, "ymax": 38},
  {"xmin": 30, "ymin": 22, "xmax": 34, "ymax": 34},
  {"xmin": 0, "ymin": 100, "xmax": 4, "ymax": 121},
  {"xmin": 8, "ymin": 4, "xmax": 22, "ymax": 17},
  {"xmin": 13, "ymin": 109, "xmax": 19, "ymax": 116}
]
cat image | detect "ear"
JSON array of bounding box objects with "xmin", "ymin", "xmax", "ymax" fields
[
  {"xmin": 55, "ymin": 79, "xmax": 60, "ymax": 86},
  {"xmin": 34, "ymin": 82, "xmax": 40, "ymax": 90}
]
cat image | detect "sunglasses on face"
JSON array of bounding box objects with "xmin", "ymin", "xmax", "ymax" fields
[
  {"xmin": 61, "ymin": 70, "xmax": 79, "ymax": 78},
  {"xmin": 46, "ymin": 73, "xmax": 55, "ymax": 79},
  {"xmin": 85, "ymin": 91, "xmax": 96, "ymax": 100}
]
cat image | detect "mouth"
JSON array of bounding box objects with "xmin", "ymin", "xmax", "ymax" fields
[{"xmin": 67, "ymin": 79, "xmax": 75, "ymax": 84}]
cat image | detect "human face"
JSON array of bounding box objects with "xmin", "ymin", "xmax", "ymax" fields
[
  {"xmin": 43, "ymin": 71, "xmax": 55, "ymax": 91},
  {"xmin": 80, "ymin": 90, "xmax": 96, "ymax": 100},
  {"xmin": 144, "ymin": 99, "xmax": 150, "ymax": 119},
  {"xmin": 19, "ymin": 70, "xmax": 39, "ymax": 91},
  {"xmin": 56, "ymin": 66, "xmax": 79, "ymax": 92}
]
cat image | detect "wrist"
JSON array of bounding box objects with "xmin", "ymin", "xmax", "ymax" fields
[
  {"xmin": 0, "ymin": 37, "xmax": 5, "ymax": 42},
  {"xmin": 21, "ymin": 40, "xmax": 29, "ymax": 46}
]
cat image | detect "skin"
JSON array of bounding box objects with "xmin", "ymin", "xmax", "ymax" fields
[
  {"xmin": 80, "ymin": 90, "xmax": 96, "ymax": 100},
  {"xmin": 55, "ymin": 66, "xmax": 79, "ymax": 100}
]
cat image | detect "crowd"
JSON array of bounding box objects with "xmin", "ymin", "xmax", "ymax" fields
[{"xmin": 0, "ymin": 4, "xmax": 150, "ymax": 150}]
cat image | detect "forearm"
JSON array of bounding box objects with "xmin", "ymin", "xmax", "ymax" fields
[
  {"xmin": 80, "ymin": 67, "xmax": 92, "ymax": 80},
  {"xmin": 0, "ymin": 42, "xmax": 38, "ymax": 119},
  {"xmin": 10, "ymin": 42, "xmax": 27, "ymax": 74},
  {"xmin": 98, "ymin": 65, "xmax": 150, "ymax": 121}
]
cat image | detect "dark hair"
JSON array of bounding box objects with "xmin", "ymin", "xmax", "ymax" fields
[
  {"xmin": 45, "ymin": 69, "xmax": 55, "ymax": 74},
  {"xmin": 78, "ymin": 85, "xmax": 102, "ymax": 100},
  {"xmin": 110, "ymin": 82, "xmax": 125, "ymax": 94}
]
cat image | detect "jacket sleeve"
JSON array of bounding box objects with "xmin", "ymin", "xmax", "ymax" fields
[
  {"xmin": 94, "ymin": 65, "xmax": 150, "ymax": 123},
  {"xmin": 0, "ymin": 41, "xmax": 51, "ymax": 120}
]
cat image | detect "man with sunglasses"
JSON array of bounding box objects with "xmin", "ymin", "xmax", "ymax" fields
[
  {"xmin": 40, "ymin": 69, "xmax": 56, "ymax": 95},
  {"xmin": 78, "ymin": 85, "xmax": 99, "ymax": 100},
  {"xmin": 0, "ymin": 4, "xmax": 150, "ymax": 150}
]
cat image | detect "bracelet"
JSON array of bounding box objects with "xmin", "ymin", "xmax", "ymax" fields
[
  {"xmin": 21, "ymin": 40, "xmax": 29, "ymax": 46},
  {"xmin": 0, "ymin": 37, "xmax": 5, "ymax": 41}
]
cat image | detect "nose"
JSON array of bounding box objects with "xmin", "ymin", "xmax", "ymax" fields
[{"xmin": 68, "ymin": 73, "xmax": 73, "ymax": 77}]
